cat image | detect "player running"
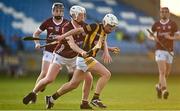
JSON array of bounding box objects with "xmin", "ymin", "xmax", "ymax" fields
[
  {"xmin": 45, "ymin": 13, "xmax": 119, "ymax": 109},
  {"xmin": 147, "ymin": 7, "xmax": 178, "ymax": 99},
  {"xmin": 23, "ymin": 5, "xmax": 94, "ymax": 109},
  {"xmin": 29, "ymin": 2, "xmax": 68, "ymax": 100}
]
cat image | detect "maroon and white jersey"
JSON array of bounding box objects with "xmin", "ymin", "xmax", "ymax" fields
[
  {"xmin": 39, "ymin": 17, "xmax": 68, "ymax": 52},
  {"xmin": 152, "ymin": 19, "xmax": 178, "ymax": 51},
  {"xmin": 54, "ymin": 21, "xmax": 86, "ymax": 58}
]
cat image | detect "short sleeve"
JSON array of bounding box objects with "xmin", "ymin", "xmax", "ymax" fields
[
  {"xmin": 151, "ymin": 23, "xmax": 157, "ymax": 33},
  {"xmin": 62, "ymin": 22, "xmax": 73, "ymax": 34},
  {"xmin": 39, "ymin": 20, "xmax": 48, "ymax": 31},
  {"xmin": 172, "ymin": 21, "xmax": 178, "ymax": 33}
]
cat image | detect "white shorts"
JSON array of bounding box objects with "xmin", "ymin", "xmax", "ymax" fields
[
  {"xmin": 42, "ymin": 51, "xmax": 54, "ymax": 62},
  {"xmin": 76, "ymin": 57, "xmax": 97, "ymax": 72},
  {"xmin": 155, "ymin": 50, "xmax": 174, "ymax": 64},
  {"xmin": 52, "ymin": 53, "xmax": 77, "ymax": 72}
]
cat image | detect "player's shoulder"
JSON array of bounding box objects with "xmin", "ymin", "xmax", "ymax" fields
[
  {"xmin": 63, "ymin": 18, "xmax": 69, "ymax": 22},
  {"xmin": 153, "ymin": 20, "xmax": 160, "ymax": 25},
  {"xmin": 169, "ymin": 19, "xmax": 177, "ymax": 25},
  {"xmin": 63, "ymin": 21, "xmax": 73, "ymax": 28},
  {"xmin": 43, "ymin": 17, "xmax": 53, "ymax": 23},
  {"xmin": 85, "ymin": 23, "xmax": 99, "ymax": 30}
]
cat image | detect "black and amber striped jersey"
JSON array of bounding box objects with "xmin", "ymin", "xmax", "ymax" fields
[{"xmin": 80, "ymin": 23, "xmax": 107, "ymax": 57}]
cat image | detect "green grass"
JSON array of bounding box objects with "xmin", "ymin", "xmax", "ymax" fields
[{"xmin": 0, "ymin": 73, "xmax": 180, "ymax": 110}]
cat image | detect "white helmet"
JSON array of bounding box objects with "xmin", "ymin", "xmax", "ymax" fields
[
  {"xmin": 70, "ymin": 5, "xmax": 86, "ymax": 20},
  {"xmin": 103, "ymin": 13, "xmax": 119, "ymax": 27}
]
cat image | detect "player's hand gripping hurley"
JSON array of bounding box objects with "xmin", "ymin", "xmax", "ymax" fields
[{"xmin": 82, "ymin": 39, "xmax": 102, "ymax": 58}]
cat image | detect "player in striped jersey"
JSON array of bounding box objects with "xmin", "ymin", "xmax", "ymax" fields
[{"xmin": 46, "ymin": 13, "xmax": 119, "ymax": 109}]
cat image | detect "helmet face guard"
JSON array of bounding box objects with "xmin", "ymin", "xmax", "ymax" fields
[
  {"xmin": 70, "ymin": 5, "xmax": 86, "ymax": 23},
  {"xmin": 52, "ymin": 3, "xmax": 64, "ymax": 20},
  {"xmin": 102, "ymin": 14, "xmax": 119, "ymax": 34},
  {"xmin": 103, "ymin": 13, "xmax": 118, "ymax": 27}
]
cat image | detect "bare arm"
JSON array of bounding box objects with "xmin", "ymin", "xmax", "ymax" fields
[
  {"xmin": 56, "ymin": 28, "xmax": 84, "ymax": 41},
  {"xmin": 102, "ymin": 37, "xmax": 112, "ymax": 64},
  {"xmin": 66, "ymin": 36, "xmax": 87, "ymax": 56},
  {"xmin": 147, "ymin": 34, "xmax": 156, "ymax": 41},
  {"xmin": 165, "ymin": 33, "xmax": 180, "ymax": 40},
  {"xmin": 103, "ymin": 38, "xmax": 109, "ymax": 54},
  {"xmin": 33, "ymin": 29, "xmax": 42, "ymax": 48}
]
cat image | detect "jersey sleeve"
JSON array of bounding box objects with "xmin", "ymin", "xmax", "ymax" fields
[
  {"xmin": 62, "ymin": 22, "xmax": 73, "ymax": 34},
  {"xmin": 172, "ymin": 21, "xmax": 178, "ymax": 33},
  {"xmin": 39, "ymin": 20, "xmax": 48, "ymax": 31},
  {"xmin": 151, "ymin": 23, "xmax": 157, "ymax": 33},
  {"xmin": 83, "ymin": 23, "xmax": 97, "ymax": 34}
]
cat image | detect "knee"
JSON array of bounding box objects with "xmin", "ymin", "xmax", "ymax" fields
[
  {"xmin": 85, "ymin": 74, "xmax": 93, "ymax": 83},
  {"xmin": 40, "ymin": 71, "xmax": 47, "ymax": 77},
  {"xmin": 104, "ymin": 70, "xmax": 111, "ymax": 79},
  {"xmin": 159, "ymin": 70, "xmax": 166, "ymax": 76},
  {"xmin": 44, "ymin": 77, "xmax": 55, "ymax": 84}
]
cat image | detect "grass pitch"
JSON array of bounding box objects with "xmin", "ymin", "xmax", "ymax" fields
[{"xmin": 0, "ymin": 73, "xmax": 180, "ymax": 110}]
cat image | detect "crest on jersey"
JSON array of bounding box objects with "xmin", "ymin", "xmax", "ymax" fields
[
  {"xmin": 55, "ymin": 26, "xmax": 60, "ymax": 32},
  {"xmin": 162, "ymin": 26, "xmax": 166, "ymax": 30},
  {"xmin": 48, "ymin": 27, "xmax": 53, "ymax": 30},
  {"xmin": 157, "ymin": 27, "xmax": 161, "ymax": 30},
  {"xmin": 168, "ymin": 25, "xmax": 171, "ymax": 29}
]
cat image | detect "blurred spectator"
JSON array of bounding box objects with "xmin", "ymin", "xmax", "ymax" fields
[
  {"xmin": 0, "ymin": 31, "xmax": 8, "ymax": 66},
  {"xmin": 136, "ymin": 30, "xmax": 145, "ymax": 44},
  {"xmin": 115, "ymin": 30, "xmax": 131, "ymax": 41},
  {"xmin": 7, "ymin": 34, "xmax": 25, "ymax": 78},
  {"xmin": 0, "ymin": 31, "xmax": 7, "ymax": 49},
  {"xmin": 12, "ymin": 34, "xmax": 24, "ymax": 53}
]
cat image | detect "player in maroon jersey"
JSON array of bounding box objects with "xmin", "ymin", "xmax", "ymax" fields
[
  {"xmin": 45, "ymin": 5, "xmax": 93, "ymax": 109},
  {"xmin": 22, "ymin": 2, "xmax": 68, "ymax": 104},
  {"xmin": 147, "ymin": 7, "xmax": 178, "ymax": 99},
  {"xmin": 23, "ymin": 5, "xmax": 94, "ymax": 109},
  {"xmin": 33, "ymin": 2, "xmax": 68, "ymax": 86},
  {"xmin": 46, "ymin": 13, "xmax": 119, "ymax": 109}
]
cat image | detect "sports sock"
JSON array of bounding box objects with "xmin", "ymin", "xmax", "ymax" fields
[
  {"xmin": 82, "ymin": 100, "xmax": 88, "ymax": 104},
  {"xmin": 92, "ymin": 93, "xmax": 99, "ymax": 100},
  {"xmin": 52, "ymin": 92, "xmax": 60, "ymax": 100},
  {"xmin": 161, "ymin": 86, "xmax": 167, "ymax": 91}
]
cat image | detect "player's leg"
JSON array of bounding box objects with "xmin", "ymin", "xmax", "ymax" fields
[
  {"xmin": 80, "ymin": 72, "xmax": 93, "ymax": 109},
  {"xmin": 88, "ymin": 61, "xmax": 111, "ymax": 108},
  {"xmin": 165, "ymin": 53, "xmax": 173, "ymax": 78},
  {"xmin": 66, "ymin": 58, "xmax": 93, "ymax": 109},
  {"xmin": 35, "ymin": 61, "xmax": 50, "ymax": 91},
  {"xmin": 23, "ymin": 54, "xmax": 62, "ymax": 105},
  {"xmin": 23, "ymin": 63, "xmax": 61, "ymax": 105},
  {"xmin": 155, "ymin": 50, "xmax": 168, "ymax": 99},
  {"xmin": 162, "ymin": 54, "xmax": 173, "ymax": 99},
  {"xmin": 35, "ymin": 51, "xmax": 54, "ymax": 91},
  {"xmin": 156, "ymin": 60, "xmax": 167, "ymax": 98},
  {"xmin": 45, "ymin": 69, "xmax": 85, "ymax": 109},
  {"xmin": 66, "ymin": 65, "xmax": 74, "ymax": 81},
  {"xmin": 33, "ymin": 63, "xmax": 61, "ymax": 93},
  {"xmin": 165, "ymin": 63, "xmax": 172, "ymax": 78}
]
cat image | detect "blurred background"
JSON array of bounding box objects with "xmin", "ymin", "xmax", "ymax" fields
[{"xmin": 0, "ymin": 0, "xmax": 180, "ymax": 77}]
